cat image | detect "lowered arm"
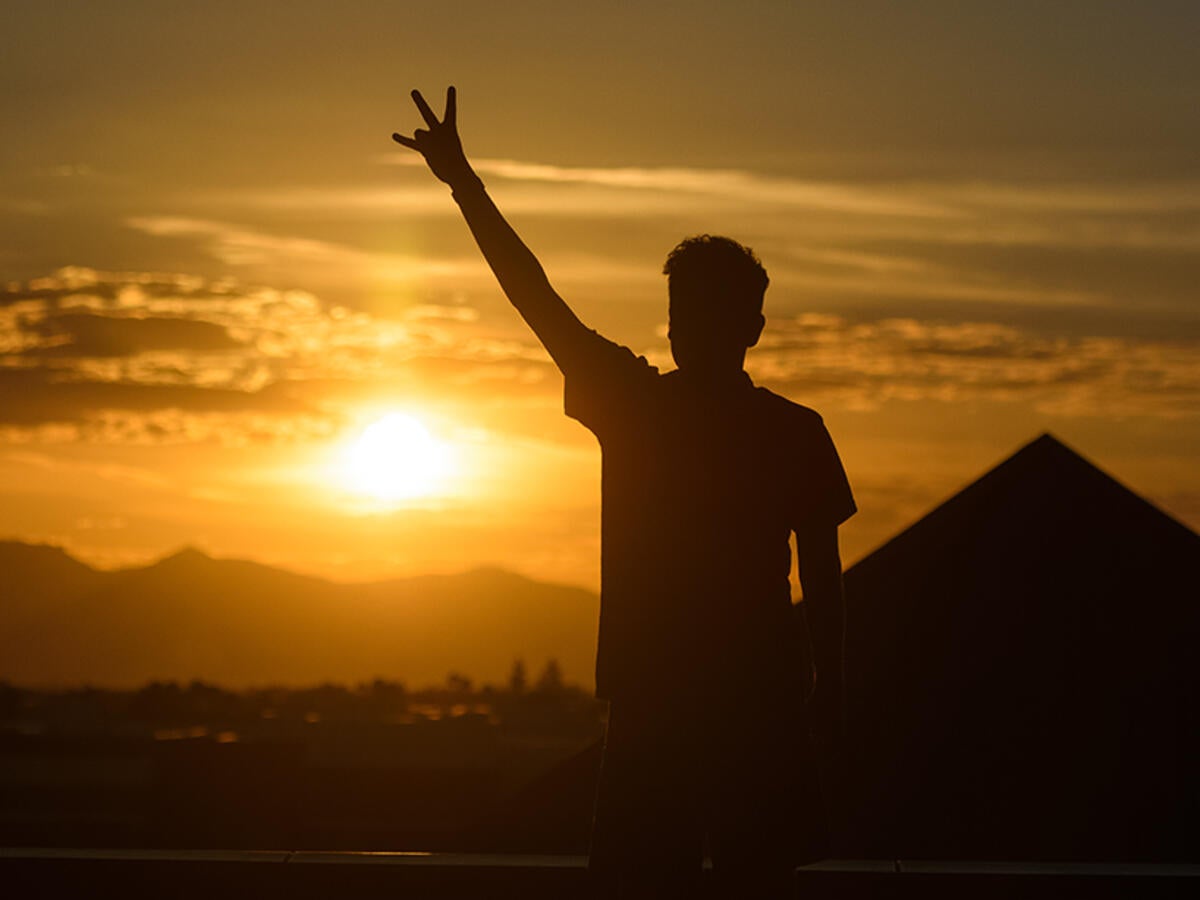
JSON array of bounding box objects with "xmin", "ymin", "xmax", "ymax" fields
[{"xmin": 796, "ymin": 522, "xmax": 846, "ymax": 744}]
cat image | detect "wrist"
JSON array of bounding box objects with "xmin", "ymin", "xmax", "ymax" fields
[{"xmin": 449, "ymin": 171, "xmax": 486, "ymax": 200}]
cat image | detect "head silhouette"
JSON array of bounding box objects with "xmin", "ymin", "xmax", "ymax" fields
[{"xmin": 664, "ymin": 235, "xmax": 767, "ymax": 377}]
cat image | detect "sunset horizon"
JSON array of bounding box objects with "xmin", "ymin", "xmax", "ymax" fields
[
  {"xmin": 3, "ymin": 429, "xmax": 1193, "ymax": 692},
  {"xmin": 3, "ymin": 2, "xmax": 1197, "ymax": 613}
]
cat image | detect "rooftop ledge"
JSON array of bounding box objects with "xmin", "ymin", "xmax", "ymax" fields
[{"xmin": 3, "ymin": 849, "xmax": 1197, "ymax": 898}]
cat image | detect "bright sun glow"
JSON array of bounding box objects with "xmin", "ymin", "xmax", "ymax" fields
[{"xmin": 342, "ymin": 413, "xmax": 453, "ymax": 501}]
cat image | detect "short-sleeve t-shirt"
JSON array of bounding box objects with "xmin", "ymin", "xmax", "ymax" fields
[{"xmin": 562, "ymin": 331, "xmax": 856, "ymax": 701}]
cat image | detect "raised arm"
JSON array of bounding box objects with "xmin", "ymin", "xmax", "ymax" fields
[{"xmin": 393, "ymin": 87, "xmax": 590, "ymax": 371}]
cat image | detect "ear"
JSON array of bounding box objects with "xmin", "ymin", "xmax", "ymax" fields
[{"xmin": 744, "ymin": 312, "xmax": 766, "ymax": 349}]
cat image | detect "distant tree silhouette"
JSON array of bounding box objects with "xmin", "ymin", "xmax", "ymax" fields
[
  {"xmin": 0, "ymin": 681, "xmax": 18, "ymax": 718},
  {"xmin": 508, "ymin": 658, "xmax": 528, "ymax": 694},
  {"xmin": 361, "ymin": 678, "xmax": 407, "ymax": 718},
  {"xmin": 535, "ymin": 659, "xmax": 564, "ymax": 694},
  {"xmin": 129, "ymin": 680, "xmax": 184, "ymax": 721},
  {"xmin": 445, "ymin": 672, "xmax": 473, "ymax": 696}
]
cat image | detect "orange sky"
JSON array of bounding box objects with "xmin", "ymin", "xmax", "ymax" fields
[{"xmin": 1, "ymin": 2, "xmax": 1198, "ymax": 590}]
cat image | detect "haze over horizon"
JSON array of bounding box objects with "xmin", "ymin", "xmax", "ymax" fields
[
  {"xmin": 3, "ymin": 2, "xmax": 1198, "ymax": 598},
  {"xmin": 1, "ymin": 537, "xmax": 602, "ymax": 688},
  {"xmin": 4, "ymin": 431, "xmax": 1194, "ymax": 691}
]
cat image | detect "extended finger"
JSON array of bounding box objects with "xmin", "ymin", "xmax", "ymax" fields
[
  {"xmin": 445, "ymin": 86, "xmax": 457, "ymax": 126},
  {"xmin": 412, "ymin": 89, "xmax": 439, "ymax": 127},
  {"xmin": 392, "ymin": 133, "xmax": 420, "ymax": 150}
]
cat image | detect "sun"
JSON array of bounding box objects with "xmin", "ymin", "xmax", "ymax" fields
[{"xmin": 341, "ymin": 412, "xmax": 453, "ymax": 501}]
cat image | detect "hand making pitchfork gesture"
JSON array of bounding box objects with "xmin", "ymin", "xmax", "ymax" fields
[{"xmin": 392, "ymin": 87, "xmax": 476, "ymax": 189}]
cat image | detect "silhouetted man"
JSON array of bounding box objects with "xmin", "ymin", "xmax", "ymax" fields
[{"xmin": 394, "ymin": 87, "xmax": 855, "ymax": 900}]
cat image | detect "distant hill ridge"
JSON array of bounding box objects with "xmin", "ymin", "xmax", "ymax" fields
[
  {"xmin": 0, "ymin": 542, "xmax": 599, "ymax": 690},
  {"xmin": 5, "ymin": 432, "xmax": 1195, "ymax": 700}
]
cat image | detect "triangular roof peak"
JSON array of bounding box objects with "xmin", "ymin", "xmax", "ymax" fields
[
  {"xmin": 997, "ymin": 432, "xmax": 1189, "ymax": 526},
  {"xmin": 1009, "ymin": 430, "xmax": 1088, "ymax": 463},
  {"xmin": 840, "ymin": 431, "xmax": 1198, "ymax": 861},
  {"xmin": 992, "ymin": 431, "xmax": 1105, "ymax": 481},
  {"xmin": 849, "ymin": 432, "xmax": 1197, "ymax": 573},
  {"xmin": 1025, "ymin": 430, "xmax": 1063, "ymax": 449}
]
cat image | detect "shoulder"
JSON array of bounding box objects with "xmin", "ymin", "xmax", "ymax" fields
[
  {"xmin": 562, "ymin": 331, "xmax": 661, "ymax": 432},
  {"xmin": 576, "ymin": 329, "xmax": 658, "ymax": 376},
  {"xmin": 753, "ymin": 386, "xmax": 857, "ymax": 525},
  {"xmin": 752, "ymin": 386, "xmax": 827, "ymax": 432}
]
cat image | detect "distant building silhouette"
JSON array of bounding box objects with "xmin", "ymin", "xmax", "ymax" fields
[{"xmin": 840, "ymin": 433, "xmax": 1198, "ymax": 861}]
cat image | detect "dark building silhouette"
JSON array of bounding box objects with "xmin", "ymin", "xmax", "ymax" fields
[
  {"xmin": 840, "ymin": 433, "xmax": 1198, "ymax": 861},
  {"xmin": 476, "ymin": 434, "xmax": 1198, "ymax": 862}
]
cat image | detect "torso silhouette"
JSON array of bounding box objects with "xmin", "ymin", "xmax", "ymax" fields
[{"xmin": 564, "ymin": 331, "xmax": 856, "ymax": 701}]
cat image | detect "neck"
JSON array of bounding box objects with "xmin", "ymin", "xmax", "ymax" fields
[{"xmin": 676, "ymin": 366, "xmax": 751, "ymax": 387}]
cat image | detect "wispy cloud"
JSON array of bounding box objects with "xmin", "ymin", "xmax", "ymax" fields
[
  {"xmin": 221, "ymin": 156, "xmax": 959, "ymax": 222},
  {"xmin": 199, "ymin": 158, "xmax": 1200, "ymax": 329},
  {"xmin": 33, "ymin": 163, "xmax": 97, "ymax": 178},
  {"xmin": 0, "ymin": 268, "xmax": 543, "ymax": 443},
  {"xmin": 140, "ymin": 156, "xmax": 1200, "ymax": 344},
  {"xmin": 750, "ymin": 314, "xmax": 1200, "ymax": 419},
  {"xmin": 125, "ymin": 216, "xmax": 475, "ymax": 280},
  {"xmin": 3, "ymin": 263, "xmax": 1196, "ymax": 449},
  {"xmin": 468, "ymin": 158, "xmax": 956, "ymax": 218},
  {"xmin": 377, "ymin": 153, "xmax": 1200, "ymax": 218}
]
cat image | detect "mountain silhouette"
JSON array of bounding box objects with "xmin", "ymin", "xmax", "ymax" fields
[
  {"xmin": 840, "ymin": 432, "xmax": 1199, "ymax": 861},
  {"xmin": 1, "ymin": 539, "xmax": 103, "ymax": 604},
  {"xmin": 0, "ymin": 545, "xmax": 599, "ymax": 689}
]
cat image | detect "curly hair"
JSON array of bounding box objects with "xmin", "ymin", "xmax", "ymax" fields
[{"xmin": 663, "ymin": 234, "xmax": 769, "ymax": 316}]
